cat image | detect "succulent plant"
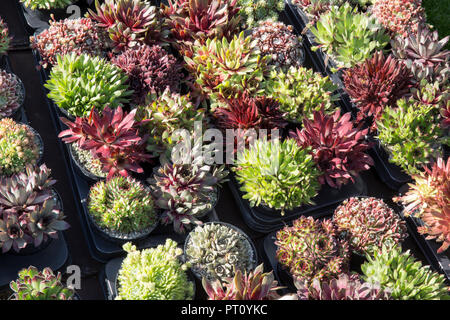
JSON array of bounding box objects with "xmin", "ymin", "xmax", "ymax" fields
[
  {"xmin": 111, "ymin": 44, "xmax": 184, "ymax": 105},
  {"xmin": 202, "ymin": 263, "xmax": 284, "ymax": 300},
  {"xmin": 185, "ymin": 222, "xmax": 255, "ymax": 282},
  {"xmin": 20, "ymin": 0, "xmax": 73, "ymax": 10},
  {"xmin": 290, "ymin": 109, "xmax": 373, "ymax": 188},
  {"xmin": 0, "ymin": 213, "xmax": 28, "ymax": 253},
  {"xmin": 262, "ymin": 66, "xmax": 337, "ymax": 123},
  {"xmin": 411, "ymin": 79, "xmax": 449, "ymax": 113},
  {"xmin": 162, "ymin": 0, "xmax": 241, "ymax": 57},
  {"xmin": 0, "ymin": 70, "xmax": 23, "ymax": 118},
  {"xmin": 233, "ymin": 138, "xmax": 321, "ymax": 213},
  {"xmin": 10, "ymin": 266, "xmax": 75, "ymax": 300},
  {"xmin": 343, "ymin": 51, "xmax": 414, "ymax": 131},
  {"xmin": 295, "ymin": 273, "xmax": 391, "ymax": 300},
  {"xmin": 45, "ymin": 53, "xmax": 132, "ymax": 117},
  {"xmin": 88, "ymin": 176, "xmax": 157, "ymax": 235},
  {"xmin": 376, "ymin": 98, "xmax": 447, "ymax": 176},
  {"xmin": 333, "ymin": 197, "xmax": 407, "ymax": 255},
  {"xmin": 361, "ymin": 245, "xmax": 450, "ymax": 300},
  {"xmin": 116, "ymin": 240, "xmax": 194, "ymax": 300},
  {"xmin": 70, "ymin": 143, "xmax": 107, "ymax": 178},
  {"xmin": 184, "ymin": 32, "xmax": 269, "ymax": 102},
  {"xmin": 236, "ymin": 0, "xmax": 285, "ymax": 29},
  {"xmin": 251, "ymin": 20, "xmax": 304, "ymax": 71},
  {"xmin": 0, "ymin": 18, "xmax": 10, "ymax": 56},
  {"xmin": 88, "ymin": 0, "xmax": 170, "ymax": 52},
  {"xmin": 59, "ymin": 106, "xmax": 151, "ymax": 179},
  {"xmin": 392, "ymin": 26, "xmax": 450, "ymax": 83},
  {"xmin": 442, "ymin": 100, "xmax": 450, "ymax": 128},
  {"xmin": 418, "ymin": 205, "xmax": 450, "ymax": 255},
  {"xmin": 31, "ymin": 17, "xmax": 111, "ymax": 69},
  {"xmin": 291, "ymin": 0, "xmax": 337, "ymax": 25},
  {"xmin": 0, "ymin": 118, "xmax": 40, "ymax": 176},
  {"xmin": 275, "ymin": 216, "xmax": 350, "ymax": 285},
  {"xmin": 310, "ymin": 3, "xmax": 390, "ymax": 69}
]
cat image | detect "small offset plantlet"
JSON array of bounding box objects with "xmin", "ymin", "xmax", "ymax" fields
[
  {"xmin": 20, "ymin": 0, "xmax": 73, "ymax": 10},
  {"xmin": 333, "ymin": 197, "xmax": 407, "ymax": 255},
  {"xmin": 310, "ymin": 3, "xmax": 390, "ymax": 68},
  {"xmin": 233, "ymin": 138, "xmax": 321, "ymax": 213},
  {"xmin": 0, "ymin": 118, "xmax": 40, "ymax": 176},
  {"xmin": 185, "ymin": 223, "xmax": 255, "ymax": 282},
  {"xmin": 0, "ymin": 70, "xmax": 23, "ymax": 118},
  {"xmin": 276, "ymin": 216, "xmax": 350, "ymax": 285},
  {"xmin": 88, "ymin": 176, "xmax": 157, "ymax": 236},
  {"xmin": 361, "ymin": 245, "xmax": 450, "ymax": 300},
  {"xmin": 0, "ymin": 18, "xmax": 10, "ymax": 55},
  {"xmin": 45, "ymin": 53, "xmax": 132, "ymax": 117},
  {"xmin": 236, "ymin": 0, "xmax": 285, "ymax": 29},
  {"xmin": 262, "ymin": 66, "xmax": 337, "ymax": 123},
  {"xmin": 116, "ymin": 240, "xmax": 194, "ymax": 300},
  {"xmin": 10, "ymin": 266, "xmax": 75, "ymax": 300}
]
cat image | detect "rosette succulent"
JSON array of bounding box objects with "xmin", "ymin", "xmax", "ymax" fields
[
  {"xmin": 0, "ymin": 70, "xmax": 23, "ymax": 118},
  {"xmin": 88, "ymin": 176, "xmax": 157, "ymax": 235},
  {"xmin": 290, "ymin": 109, "xmax": 373, "ymax": 188},
  {"xmin": 185, "ymin": 222, "xmax": 255, "ymax": 282},
  {"xmin": 116, "ymin": 240, "xmax": 194, "ymax": 300},
  {"xmin": 262, "ymin": 66, "xmax": 337, "ymax": 123},
  {"xmin": 275, "ymin": 216, "xmax": 350, "ymax": 284},
  {"xmin": 291, "ymin": 0, "xmax": 337, "ymax": 25},
  {"xmin": 411, "ymin": 79, "xmax": 449, "ymax": 113},
  {"xmin": 233, "ymin": 138, "xmax": 321, "ymax": 213},
  {"xmin": 361, "ymin": 245, "xmax": 450, "ymax": 300},
  {"xmin": 236, "ymin": 0, "xmax": 285, "ymax": 29},
  {"xmin": 20, "ymin": 0, "xmax": 72, "ymax": 10},
  {"xmin": 0, "ymin": 18, "xmax": 10, "ymax": 55},
  {"xmin": 45, "ymin": 53, "xmax": 132, "ymax": 117},
  {"xmin": 10, "ymin": 266, "xmax": 75, "ymax": 300}
]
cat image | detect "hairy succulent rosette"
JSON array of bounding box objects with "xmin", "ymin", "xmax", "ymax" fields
[
  {"xmin": 20, "ymin": 0, "xmax": 72, "ymax": 10},
  {"xmin": 275, "ymin": 216, "xmax": 350, "ymax": 285},
  {"xmin": 0, "ymin": 70, "xmax": 23, "ymax": 118},
  {"xmin": 0, "ymin": 18, "xmax": 10, "ymax": 55},
  {"xmin": 236, "ymin": 0, "xmax": 285, "ymax": 29},
  {"xmin": 290, "ymin": 109, "xmax": 373, "ymax": 188}
]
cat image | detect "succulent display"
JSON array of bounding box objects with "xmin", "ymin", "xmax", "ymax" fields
[
  {"xmin": 45, "ymin": 53, "xmax": 132, "ymax": 117},
  {"xmin": 262, "ymin": 66, "xmax": 337, "ymax": 123},
  {"xmin": 251, "ymin": 20, "xmax": 304, "ymax": 71},
  {"xmin": 88, "ymin": 176, "xmax": 157, "ymax": 235},
  {"xmin": 88, "ymin": 0, "xmax": 170, "ymax": 52},
  {"xmin": 290, "ymin": 109, "xmax": 373, "ymax": 188},
  {"xmin": 202, "ymin": 263, "xmax": 283, "ymax": 300},
  {"xmin": 111, "ymin": 44, "xmax": 184, "ymax": 105},
  {"xmin": 162, "ymin": 0, "xmax": 241, "ymax": 57},
  {"xmin": 291, "ymin": 0, "xmax": 337, "ymax": 24},
  {"xmin": 295, "ymin": 273, "xmax": 391, "ymax": 300},
  {"xmin": 20, "ymin": 0, "xmax": 73, "ymax": 10},
  {"xmin": 343, "ymin": 51, "xmax": 414, "ymax": 131},
  {"xmin": 0, "ymin": 70, "xmax": 23, "ymax": 118},
  {"xmin": 310, "ymin": 3, "xmax": 390, "ymax": 69},
  {"xmin": 361, "ymin": 245, "xmax": 450, "ymax": 300},
  {"xmin": 0, "ymin": 18, "xmax": 10, "ymax": 56},
  {"xmin": 376, "ymin": 98, "xmax": 447, "ymax": 176},
  {"xmin": 59, "ymin": 106, "xmax": 151, "ymax": 179},
  {"xmin": 233, "ymin": 138, "xmax": 321, "ymax": 213},
  {"xmin": 275, "ymin": 216, "xmax": 350, "ymax": 284},
  {"xmin": 185, "ymin": 222, "xmax": 255, "ymax": 282},
  {"xmin": 0, "ymin": 118, "xmax": 40, "ymax": 176},
  {"xmin": 30, "ymin": 17, "xmax": 111, "ymax": 69},
  {"xmin": 10, "ymin": 266, "xmax": 75, "ymax": 300},
  {"xmin": 116, "ymin": 240, "xmax": 194, "ymax": 300},
  {"xmin": 236, "ymin": 0, "xmax": 285, "ymax": 29},
  {"xmin": 333, "ymin": 197, "xmax": 407, "ymax": 255}
]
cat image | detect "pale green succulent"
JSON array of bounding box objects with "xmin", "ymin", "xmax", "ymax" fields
[
  {"xmin": 20, "ymin": 0, "xmax": 73, "ymax": 10},
  {"xmin": 236, "ymin": 0, "xmax": 285, "ymax": 29}
]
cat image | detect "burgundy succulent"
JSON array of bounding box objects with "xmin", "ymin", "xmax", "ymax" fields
[
  {"xmin": 290, "ymin": 109, "xmax": 373, "ymax": 188},
  {"xmin": 442, "ymin": 101, "xmax": 450, "ymax": 128}
]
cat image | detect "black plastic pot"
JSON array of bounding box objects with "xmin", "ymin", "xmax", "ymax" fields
[{"xmin": 67, "ymin": 143, "xmax": 106, "ymax": 185}]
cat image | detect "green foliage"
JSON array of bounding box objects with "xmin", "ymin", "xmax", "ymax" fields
[
  {"xmin": 236, "ymin": 0, "xmax": 285, "ymax": 29},
  {"xmin": 20, "ymin": 0, "xmax": 72, "ymax": 10}
]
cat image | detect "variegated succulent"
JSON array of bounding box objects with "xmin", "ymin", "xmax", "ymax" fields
[{"xmin": 0, "ymin": 70, "xmax": 23, "ymax": 118}]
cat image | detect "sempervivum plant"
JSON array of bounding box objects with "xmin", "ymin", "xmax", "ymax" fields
[
  {"xmin": 442, "ymin": 101, "xmax": 450, "ymax": 128},
  {"xmin": 59, "ymin": 106, "xmax": 151, "ymax": 179},
  {"xmin": 290, "ymin": 109, "xmax": 373, "ymax": 188},
  {"xmin": 251, "ymin": 20, "xmax": 304, "ymax": 71},
  {"xmin": 233, "ymin": 138, "xmax": 321, "ymax": 214},
  {"xmin": 291, "ymin": 0, "xmax": 337, "ymax": 25},
  {"xmin": 343, "ymin": 51, "xmax": 414, "ymax": 131},
  {"xmin": 88, "ymin": 176, "xmax": 157, "ymax": 236},
  {"xmin": 295, "ymin": 273, "xmax": 391, "ymax": 300},
  {"xmin": 162, "ymin": 0, "xmax": 240, "ymax": 57},
  {"xmin": 333, "ymin": 197, "xmax": 407, "ymax": 255},
  {"xmin": 0, "ymin": 118, "xmax": 40, "ymax": 176},
  {"xmin": 185, "ymin": 222, "xmax": 256, "ymax": 282},
  {"xmin": 30, "ymin": 18, "xmax": 111, "ymax": 69},
  {"xmin": 45, "ymin": 53, "xmax": 132, "ymax": 117},
  {"xmin": 20, "ymin": 0, "xmax": 72, "ymax": 10},
  {"xmin": 236, "ymin": 0, "xmax": 285, "ymax": 29},
  {"xmin": 88, "ymin": 0, "xmax": 170, "ymax": 52},
  {"xmin": 361, "ymin": 245, "xmax": 450, "ymax": 300},
  {"xmin": 372, "ymin": 0, "xmax": 426, "ymax": 38},
  {"xmin": 10, "ymin": 266, "xmax": 75, "ymax": 300},
  {"xmin": 0, "ymin": 18, "xmax": 10, "ymax": 55},
  {"xmin": 0, "ymin": 70, "xmax": 23, "ymax": 118},
  {"xmin": 116, "ymin": 240, "xmax": 194, "ymax": 300},
  {"xmin": 310, "ymin": 3, "xmax": 390, "ymax": 69},
  {"xmin": 275, "ymin": 216, "xmax": 350, "ymax": 285},
  {"xmin": 202, "ymin": 263, "xmax": 284, "ymax": 300},
  {"xmin": 262, "ymin": 66, "xmax": 337, "ymax": 124},
  {"xmin": 184, "ymin": 32, "xmax": 269, "ymax": 102},
  {"xmin": 412, "ymin": 79, "xmax": 449, "ymax": 115}
]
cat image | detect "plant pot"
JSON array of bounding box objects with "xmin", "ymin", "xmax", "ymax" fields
[
  {"xmin": 20, "ymin": 1, "xmax": 79, "ymax": 32},
  {"xmin": 68, "ymin": 143, "xmax": 106, "ymax": 185}
]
